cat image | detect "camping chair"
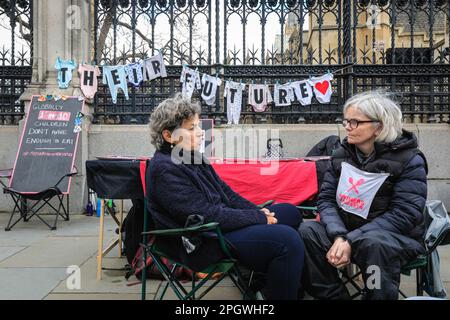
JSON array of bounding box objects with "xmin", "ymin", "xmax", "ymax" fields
[
  {"xmin": 139, "ymin": 200, "xmax": 318, "ymax": 300},
  {"xmin": 1, "ymin": 166, "xmax": 78, "ymax": 231},
  {"xmin": 339, "ymin": 200, "xmax": 450, "ymax": 299},
  {"xmin": 399, "ymin": 205, "xmax": 450, "ymax": 298},
  {"xmin": 141, "ymin": 222, "xmax": 257, "ymax": 300},
  {"xmin": 139, "ymin": 200, "xmax": 282, "ymax": 300},
  {"xmin": 340, "ymin": 229, "xmax": 450, "ymax": 299}
]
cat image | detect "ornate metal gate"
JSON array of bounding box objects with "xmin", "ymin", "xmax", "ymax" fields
[
  {"xmin": 1, "ymin": 1, "xmax": 448, "ymax": 126},
  {"xmin": 0, "ymin": 0, "xmax": 33, "ymax": 125}
]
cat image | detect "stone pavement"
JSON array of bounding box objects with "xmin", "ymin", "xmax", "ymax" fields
[{"xmin": 0, "ymin": 213, "xmax": 449, "ymax": 300}]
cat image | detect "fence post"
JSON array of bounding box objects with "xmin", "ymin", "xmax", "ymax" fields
[
  {"xmin": 342, "ymin": 0, "xmax": 353, "ymax": 103},
  {"xmin": 215, "ymin": 0, "xmax": 220, "ymax": 65}
]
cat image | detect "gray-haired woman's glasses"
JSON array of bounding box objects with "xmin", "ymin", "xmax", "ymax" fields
[{"xmin": 342, "ymin": 119, "xmax": 380, "ymax": 129}]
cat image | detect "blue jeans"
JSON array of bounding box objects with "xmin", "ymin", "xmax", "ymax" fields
[{"xmin": 224, "ymin": 203, "xmax": 304, "ymax": 300}]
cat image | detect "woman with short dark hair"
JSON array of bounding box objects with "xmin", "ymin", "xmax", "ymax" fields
[{"xmin": 147, "ymin": 94, "xmax": 305, "ymax": 300}]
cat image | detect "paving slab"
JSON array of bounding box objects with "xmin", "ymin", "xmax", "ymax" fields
[
  {"xmin": 0, "ymin": 213, "xmax": 53, "ymax": 246},
  {"xmin": 0, "ymin": 213, "xmax": 67, "ymax": 231},
  {"xmin": 44, "ymin": 293, "xmax": 155, "ymax": 300},
  {"xmin": 0, "ymin": 236, "xmax": 99, "ymax": 268},
  {"xmin": 51, "ymin": 256, "xmax": 161, "ymax": 295},
  {"xmin": 157, "ymin": 282, "xmax": 242, "ymax": 300},
  {"xmin": 0, "ymin": 213, "xmax": 118, "ymax": 236},
  {"xmin": 435, "ymin": 257, "xmax": 450, "ymax": 282},
  {"xmin": 0, "ymin": 229, "xmax": 50, "ymax": 247},
  {"xmin": 0, "ymin": 267, "xmax": 67, "ymax": 300},
  {"xmin": 0, "ymin": 246, "xmax": 26, "ymax": 262},
  {"xmin": 1, "ymin": 210, "xmax": 449, "ymax": 300}
]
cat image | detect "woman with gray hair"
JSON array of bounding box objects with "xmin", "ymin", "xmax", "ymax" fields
[
  {"xmin": 146, "ymin": 94, "xmax": 305, "ymax": 300},
  {"xmin": 299, "ymin": 91, "xmax": 428, "ymax": 300}
]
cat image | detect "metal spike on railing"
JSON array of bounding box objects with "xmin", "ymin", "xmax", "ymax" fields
[
  {"xmin": 267, "ymin": 45, "xmax": 279, "ymax": 65},
  {"xmin": 228, "ymin": 46, "xmax": 241, "ymax": 65},
  {"xmin": 247, "ymin": 45, "xmax": 260, "ymax": 65},
  {"xmin": 194, "ymin": 45, "xmax": 207, "ymax": 66}
]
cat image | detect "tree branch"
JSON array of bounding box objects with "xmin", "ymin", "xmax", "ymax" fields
[
  {"xmin": 97, "ymin": 12, "xmax": 113, "ymax": 62},
  {"xmin": 17, "ymin": 16, "xmax": 31, "ymax": 43},
  {"xmin": 116, "ymin": 20, "xmax": 153, "ymax": 47}
]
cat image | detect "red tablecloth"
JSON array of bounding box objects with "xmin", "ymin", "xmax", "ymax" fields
[{"xmin": 212, "ymin": 159, "xmax": 318, "ymax": 206}]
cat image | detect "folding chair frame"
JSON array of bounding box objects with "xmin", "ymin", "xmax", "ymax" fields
[
  {"xmin": 149, "ymin": 253, "xmax": 253, "ymax": 300},
  {"xmin": 339, "ymin": 226, "xmax": 450, "ymax": 300},
  {"xmin": 141, "ymin": 222, "xmax": 256, "ymax": 300},
  {"xmin": 4, "ymin": 188, "xmax": 69, "ymax": 231},
  {"xmin": 340, "ymin": 266, "xmax": 366, "ymax": 299},
  {"xmin": 2, "ymin": 168, "xmax": 77, "ymax": 231},
  {"xmin": 297, "ymin": 202, "xmax": 450, "ymax": 300},
  {"xmin": 138, "ymin": 200, "xmax": 317, "ymax": 300}
]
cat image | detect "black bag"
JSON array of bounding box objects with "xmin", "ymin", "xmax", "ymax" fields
[
  {"xmin": 123, "ymin": 200, "xmax": 193, "ymax": 280},
  {"xmin": 301, "ymin": 135, "xmax": 341, "ymax": 210},
  {"xmin": 123, "ymin": 199, "xmax": 147, "ymax": 264}
]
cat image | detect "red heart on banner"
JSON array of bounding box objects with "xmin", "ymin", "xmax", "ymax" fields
[{"xmin": 314, "ymin": 81, "xmax": 330, "ymax": 95}]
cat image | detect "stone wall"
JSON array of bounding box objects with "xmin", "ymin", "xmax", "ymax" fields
[{"xmin": 1, "ymin": 124, "xmax": 449, "ymax": 214}]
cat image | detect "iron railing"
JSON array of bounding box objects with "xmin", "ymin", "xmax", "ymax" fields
[
  {"xmin": 0, "ymin": 0, "xmax": 33, "ymax": 125},
  {"xmin": 91, "ymin": 0, "xmax": 450, "ymax": 124},
  {"xmin": 1, "ymin": 0, "xmax": 449, "ymax": 125}
]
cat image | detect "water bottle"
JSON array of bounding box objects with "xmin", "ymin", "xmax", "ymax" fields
[
  {"xmin": 86, "ymin": 200, "xmax": 93, "ymax": 216},
  {"xmin": 96, "ymin": 199, "xmax": 102, "ymax": 217},
  {"xmin": 106, "ymin": 199, "xmax": 113, "ymax": 215}
]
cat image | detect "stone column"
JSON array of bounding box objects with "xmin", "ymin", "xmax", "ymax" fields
[{"xmin": 19, "ymin": 0, "xmax": 92, "ymax": 214}]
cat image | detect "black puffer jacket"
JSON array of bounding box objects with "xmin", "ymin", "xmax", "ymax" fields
[{"xmin": 318, "ymin": 130, "xmax": 428, "ymax": 244}]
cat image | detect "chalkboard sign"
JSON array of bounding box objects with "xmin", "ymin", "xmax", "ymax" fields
[
  {"xmin": 200, "ymin": 119, "xmax": 214, "ymax": 158},
  {"xmin": 9, "ymin": 96, "xmax": 84, "ymax": 193}
]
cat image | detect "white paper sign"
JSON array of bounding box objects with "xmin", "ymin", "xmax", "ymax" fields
[{"xmin": 336, "ymin": 162, "xmax": 389, "ymax": 219}]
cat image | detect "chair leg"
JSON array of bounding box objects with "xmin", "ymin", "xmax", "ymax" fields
[
  {"xmin": 340, "ymin": 266, "xmax": 364, "ymax": 299},
  {"xmin": 5, "ymin": 199, "xmax": 23, "ymax": 231},
  {"xmin": 157, "ymin": 264, "xmax": 177, "ymax": 300},
  {"xmin": 228, "ymin": 266, "xmax": 256, "ymax": 300},
  {"xmin": 192, "ymin": 273, "xmax": 196, "ymax": 300},
  {"xmin": 28, "ymin": 198, "xmax": 60, "ymax": 230},
  {"xmin": 66, "ymin": 194, "xmax": 70, "ymax": 221},
  {"xmin": 58, "ymin": 195, "xmax": 69, "ymax": 221},
  {"xmin": 35, "ymin": 195, "xmax": 69, "ymax": 230},
  {"xmin": 195, "ymin": 272, "xmax": 228, "ymax": 300},
  {"xmin": 158, "ymin": 278, "xmax": 171, "ymax": 300},
  {"xmin": 52, "ymin": 202, "xmax": 59, "ymax": 231},
  {"xmin": 399, "ymin": 289, "xmax": 408, "ymax": 299},
  {"xmin": 5, "ymin": 191, "xmax": 69, "ymax": 231},
  {"xmin": 21, "ymin": 199, "xmax": 29, "ymax": 222},
  {"xmin": 416, "ymin": 268, "xmax": 423, "ymax": 296},
  {"xmin": 5, "ymin": 194, "xmax": 27, "ymax": 231},
  {"xmin": 149, "ymin": 252, "xmax": 188, "ymax": 300}
]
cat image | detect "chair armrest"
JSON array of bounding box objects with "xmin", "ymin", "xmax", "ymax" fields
[
  {"xmin": 142, "ymin": 222, "xmax": 220, "ymax": 236},
  {"xmin": 296, "ymin": 205, "xmax": 318, "ymax": 211},
  {"xmin": 297, "ymin": 206, "xmax": 318, "ymax": 219},
  {"xmin": 54, "ymin": 166, "xmax": 79, "ymax": 187},
  {"xmin": 0, "ymin": 168, "xmax": 13, "ymax": 178},
  {"xmin": 142, "ymin": 222, "xmax": 234, "ymax": 259},
  {"xmin": 423, "ymin": 227, "xmax": 450, "ymax": 256},
  {"xmin": 0, "ymin": 168, "xmax": 13, "ymax": 189},
  {"xmin": 257, "ymin": 200, "xmax": 274, "ymax": 208},
  {"xmin": 65, "ymin": 166, "xmax": 79, "ymax": 177}
]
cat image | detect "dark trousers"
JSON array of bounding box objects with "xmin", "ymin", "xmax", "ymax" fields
[
  {"xmin": 224, "ymin": 203, "xmax": 304, "ymax": 300},
  {"xmin": 298, "ymin": 221, "xmax": 425, "ymax": 300}
]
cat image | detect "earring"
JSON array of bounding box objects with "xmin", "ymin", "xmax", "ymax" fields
[{"xmin": 171, "ymin": 143, "xmax": 174, "ymax": 149}]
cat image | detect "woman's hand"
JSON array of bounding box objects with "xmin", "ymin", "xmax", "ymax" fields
[
  {"xmin": 260, "ymin": 207, "xmax": 274, "ymax": 217},
  {"xmin": 326, "ymin": 237, "xmax": 351, "ymax": 268},
  {"xmin": 261, "ymin": 208, "xmax": 277, "ymax": 224},
  {"xmin": 267, "ymin": 215, "xmax": 278, "ymax": 225}
]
